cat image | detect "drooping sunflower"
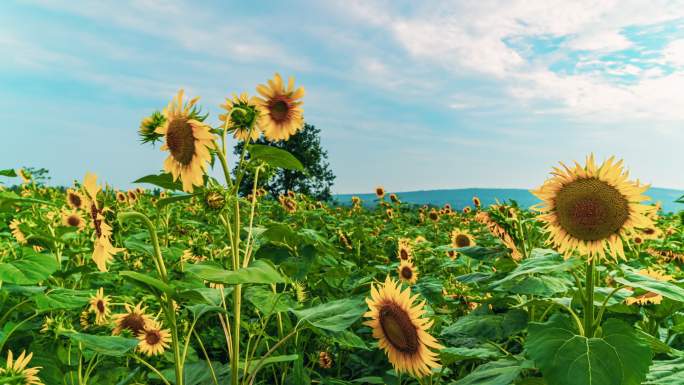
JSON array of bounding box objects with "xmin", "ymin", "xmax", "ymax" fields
[
  {"xmin": 155, "ymin": 89, "xmax": 214, "ymax": 193},
  {"xmin": 0, "ymin": 350, "xmax": 43, "ymax": 385},
  {"xmin": 279, "ymin": 195, "xmax": 297, "ymax": 213},
  {"xmin": 397, "ymin": 260, "xmax": 418, "ymax": 285},
  {"xmin": 66, "ymin": 188, "xmax": 86, "ymax": 210},
  {"xmin": 88, "ymin": 287, "xmax": 111, "ymax": 325},
  {"xmin": 83, "ymin": 173, "xmax": 124, "ymax": 272},
  {"xmin": 112, "ymin": 303, "xmax": 153, "ymax": 336},
  {"xmin": 450, "ymin": 229, "xmax": 476, "ymax": 249},
  {"xmin": 61, "ymin": 211, "xmax": 85, "ymax": 231},
  {"xmin": 397, "ymin": 239, "xmax": 413, "ymax": 261},
  {"xmin": 219, "ymin": 92, "xmax": 262, "ymax": 141},
  {"xmin": 9, "ymin": 219, "xmax": 27, "ymax": 244},
  {"xmin": 390, "ymin": 193, "xmax": 401, "ymax": 204},
  {"xmin": 255, "ymin": 73, "xmax": 305, "ymax": 141},
  {"xmin": 531, "ymin": 155, "xmax": 653, "ymax": 261},
  {"xmin": 364, "ymin": 276, "xmax": 443, "ymax": 378},
  {"xmin": 137, "ymin": 320, "xmax": 172, "ymax": 357}
]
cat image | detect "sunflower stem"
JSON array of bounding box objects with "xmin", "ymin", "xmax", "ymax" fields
[{"xmin": 583, "ymin": 260, "xmax": 595, "ymax": 337}]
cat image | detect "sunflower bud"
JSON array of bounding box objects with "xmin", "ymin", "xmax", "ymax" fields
[
  {"xmin": 138, "ymin": 110, "xmax": 166, "ymax": 144},
  {"xmin": 203, "ymin": 190, "xmax": 226, "ymax": 211}
]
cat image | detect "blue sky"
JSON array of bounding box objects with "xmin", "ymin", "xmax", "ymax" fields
[{"xmin": 2, "ymin": 0, "xmax": 684, "ymax": 193}]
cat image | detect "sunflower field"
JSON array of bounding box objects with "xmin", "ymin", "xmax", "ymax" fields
[{"xmin": 2, "ymin": 74, "xmax": 684, "ymax": 385}]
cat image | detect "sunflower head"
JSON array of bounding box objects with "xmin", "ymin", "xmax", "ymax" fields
[
  {"xmin": 219, "ymin": 92, "xmax": 262, "ymax": 141},
  {"xmin": 375, "ymin": 186, "xmax": 386, "ymax": 199},
  {"xmin": 279, "ymin": 195, "xmax": 297, "ymax": 213},
  {"xmin": 255, "ymin": 73, "xmax": 305, "ymax": 142},
  {"xmin": 137, "ymin": 320, "xmax": 172, "ymax": 357},
  {"xmin": 390, "ymin": 193, "xmax": 400, "ymax": 204},
  {"xmin": 472, "ymin": 197, "xmax": 481, "ymax": 207},
  {"xmin": 451, "ymin": 229, "xmax": 475, "ymax": 248},
  {"xmin": 112, "ymin": 303, "xmax": 152, "ymax": 336},
  {"xmin": 398, "ymin": 260, "xmax": 418, "ymax": 285},
  {"xmin": 364, "ymin": 276, "xmax": 443, "ymax": 378},
  {"xmin": 116, "ymin": 191, "xmax": 127, "ymax": 203},
  {"xmin": 428, "ymin": 209, "xmax": 439, "ymax": 222},
  {"xmin": 138, "ymin": 110, "xmax": 166, "ymax": 144},
  {"xmin": 127, "ymin": 190, "xmax": 137, "ymax": 202},
  {"xmin": 62, "ymin": 211, "xmax": 85, "ymax": 230},
  {"xmin": 397, "ymin": 239, "xmax": 413, "ymax": 261},
  {"xmin": 88, "ymin": 287, "xmax": 111, "ymax": 325},
  {"xmin": 318, "ymin": 351, "xmax": 333, "ymax": 369},
  {"xmin": 462, "ymin": 206, "xmax": 472, "ymax": 214},
  {"xmin": 531, "ymin": 155, "xmax": 653, "ymax": 261},
  {"xmin": 203, "ymin": 189, "xmax": 227, "ymax": 211},
  {"xmin": 66, "ymin": 189, "xmax": 86, "ymax": 210},
  {"xmin": 156, "ymin": 89, "xmax": 214, "ymax": 193}
]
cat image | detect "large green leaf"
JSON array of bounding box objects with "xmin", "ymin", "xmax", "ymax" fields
[
  {"xmin": 67, "ymin": 333, "xmax": 139, "ymax": 356},
  {"xmin": 526, "ymin": 314, "xmax": 651, "ymax": 385},
  {"xmin": 34, "ymin": 289, "xmax": 92, "ymax": 310},
  {"xmin": 0, "ymin": 250, "xmax": 58, "ymax": 284},
  {"xmin": 492, "ymin": 249, "xmax": 580, "ymax": 286},
  {"xmin": 133, "ymin": 172, "xmax": 183, "ymax": 191},
  {"xmin": 248, "ymin": 144, "xmax": 304, "ymax": 171},
  {"xmin": 156, "ymin": 193, "xmax": 197, "ymax": 208},
  {"xmin": 290, "ymin": 298, "xmax": 365, "ymax": 332},
  {"xmin": 440, "ymin": 345, "xmax": 503, "ymax": 365},
  {"xmin": 645, "ymin": 358, "xmax": 684, "ymax": 384},
  {"xmin": 441, "ymin": 309, "xmax": 528, "ymax": 341},
  {"xmin": 187, "ymin": 260, "xmax": 286, "ymax": 285},
  {"xmin": 615, "ymin": 266, "xmax": 684, "ymax": 302},
  {"xmin": 119, "ymin": 271, "xmax": 174, "ymax": 295},
  {"xmin": 456, "ymin": 246, "xmax": 509, "ymax": 261},
  {"xmin": 450, "ymin": 358, "xmax": 528, "ymax": 385},
  {"xmin": 245, "ymin": 285, "xmax": 297, "ymax": 314}
]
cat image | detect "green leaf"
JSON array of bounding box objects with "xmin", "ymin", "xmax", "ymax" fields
[
  {"xmin": 441, "ymin": 309, "xmax": 528, "ymax": 341},
  {"xmin": 526, "ymin": 314, "xmax": 652, "ymax": 385},
  {"xmin": 34, "ymin": 289, "xmax": 92, "ymax": 311},
  {"xmin": 248, "ymin": 144, "xmax": 304, "ymax": 171},
  {"xmin": 492, "ymin": 249, "xmax": 580, "ymax": 285},
  {"xmin": 616, "ymin": 266, "xmax": 684, "ymax": 302},
  {"xmin": 186, "ymin": 304, "xmax": 224, "ymax": 319},
  {"xmin": 66, "ymin": 333, "xmax": 139, "ymax": 356},
  {"xmin": 290, "ymin": 298, "xmax": 366, "ymax": 332},
  {"xmin": 0, "ymin": 250, "xmax": 59, "ymax": 284},
  {"xmin": 451, "ymin": 358, "xmax": 527, "ymax": 385},
  {"xmin": 440, "ymin": 345, "xmax": 503, "ymax": 365},
  {"xmin": 245, "ymin": 285, "xmax": 297, "ymax": 314},
  {"xmin": 0, "ymin": 169, "xmax": 17, "ymax": 177},
  {"xmin": 0, "ymin": 191, "xmax": 56, "ymax": 210},
  {"xmin": 157, "ymin": 193, "xmax": 196, "ymax": 208},
  {"xmin": 242, "ymin": 354, "xmax": 299, "ymax": 374},
  {"xmin": 133, "ymin": 172, "xmax": 183, "ymax": 191},
  {"xmin": 645, "ymin": 358, "xmax": 684, "ymax": 384},
  {"xmin": 186, "ymin": 260, "xmax": 286, "ymax": 285},
  {"xmin": 456, "ymin": 246, "xmax": 509, "ymax": 261},
  {"xmin": 119, "ymin": 271, "xmax": 173, "ymax": 295}
]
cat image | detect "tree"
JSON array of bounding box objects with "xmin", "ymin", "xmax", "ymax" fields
[{"xmin": 233, "ymin": 123, "xmax": 336, "ymax": 201}]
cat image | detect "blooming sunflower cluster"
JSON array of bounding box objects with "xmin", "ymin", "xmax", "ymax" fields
[
  {"xmin": 531, "ymin": 155, "xmax": 653, "ymax": 262},
  {"xmin": 364, "ymin": 276, "xmax": 443, "ymax": 377}
]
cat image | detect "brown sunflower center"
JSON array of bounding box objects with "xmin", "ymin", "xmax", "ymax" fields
[
  {"xmin": 121, "ymin": 313, "xmax": 146, "ymax": 334},
  {"xmin": 554, "ymin": 178, "xmax": 630, "ymax": 241},
  {"xmin": 166, "ymin": 117, "xmax": 196, "ymax": 166},
  {"xmin": 376, "ymin": 188, "xmax": 384, "ymax": 196},
  {"xmin": 67, "ymin": 215, "xmax": 81, "ymax": 227},
  {"xmin": 96, "ymin": 300, "xmax": 106, "ymax": 313},
  {"xmin": 643, "ymin": 228, "xmax": 655, "ymax": 235},
  {"xmin": 399, "ymin": 248, "xmax": 409, "ymax": 260},
  {"xmin": 69, "ymin": 193, "xmax": 82, "ymax": 208},
  {"xmin": 429, "ymin": 212, "xmax": 439, "ymax": 220},
  {"xmin": 269, "ymin": 98, "xmax": 290, "ymax": 123},
  {"xmin": 379, "ymin": 302, "xmax": 419, "ymax": 354},
  {"xmin": 145, "ymin": 329, "xmax": 161, "ymax": 345},
  {"xmin": 117, "ymin": 193, "xmax": 126, "ymax": 202},
  {"xmin": 454, "ymin": 234, "xmax": 471, "ymax": 248},
  {"xmin": 401, "ymin": 266, "xmax": 413, "ymax": 280}
]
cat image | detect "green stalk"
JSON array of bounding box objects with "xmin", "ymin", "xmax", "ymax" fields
[
  {"xmin": 231, "ymin": 198, "xmax": 242, "ymax": 385},
  {"xmin": 584, "ymin": 260, "xmax": 595, "ymax": 337}
]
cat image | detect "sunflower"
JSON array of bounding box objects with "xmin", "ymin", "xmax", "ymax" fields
[
  {"xmin": 279, "ymin": 195, "xmax": 297, "ymax": 213},
  {"xmin": 66, "ymin": 188, "xmax": 86, "ymax": 210},
  {"xmin": 451, "ymin": 229, "xmax": 476, "ymax": 248},
  {"xmin": 137, "ymin": 320, "xmax": 172, "ymax": 357},
  {"xmin": 390, "ymin": 193, "xmax": 401, "ymax": 204},
  {"xmin": 397, "ymin": 260, "xmax": 418, "ymax": 285},
  {"xmin": 531, "ymin": 155, "xmax": 653, "ymax": 261},
  {"xmin": 83, "ymin": 173, "xmax": 124, "ymax": 271},
  {"xmin": 113, "ymin": 303, "xmax": 153, "ymax": 336},
  {"xmin": 9, "ymin": 219, "xmax": 27, "ymax": 244},
  {"xmin": 135, "ymin": 187, "xmax": 144, "ymax": 195},
  {"xmin": 0, "ymin": 350, "xmax": 43, "ymax": 385},
  {"xmin": 375, "ymin": 186, "xmax": 386, "ymax": 199},
  {"xmin": 116, "ymin": 191, "xmax": 127, "ymax": 203},
  {"xmin": 386, "ymin": 208, "xmax": 394, "ymax": 219},
  {"xmin": 318, "ymin": 351, "xmax": 333, "ymax": 369},
  {"xmin": 255, "ymin": 73, "xmax": 305, "ymax": 141},
  {"xmin": 428, "ymin": 209, "xmax": 439, "ymax": 222},
  {"xmin": 639, "ymin": 226, "xmax": 662, "ymax": 240},
  {"xmin": 462, "ymin": 206, "xmax": 472, "ymax": 214},
  {"xmin": 88, "ymin": 287, "xmax": 111, "ymax": 325},
  {"xmin": 127, "ymin": 190, "xmax": 137, "ymax": 203},
  {"xmin": 625, "ymin": 268, "xmax": 673, "ymax": 305},
  {"xmin": 155, "ymin": 89, "xmax": 214, "ymax": 193},
  {"xmin": 472, "ymin": 197, "xmax": 481, "ymax": 207},
  {"xmin": 397, "ymin": 239, "xmax": 413, "ymax": 261},
  {"xmin": 364, "ymin": 276, "xmax": 443, "ymax": 377},
  {"xmin": 219, "ymin": 92, "xmax": 262, "ymax": 141},
  {"xmin": 61, "ymin": 211, "xmax": 85, "ymax": 231}
]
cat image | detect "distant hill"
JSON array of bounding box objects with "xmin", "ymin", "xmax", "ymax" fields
[{"xmin": 335, "ymin": 187, "xmax": 684, "ymax": 213}]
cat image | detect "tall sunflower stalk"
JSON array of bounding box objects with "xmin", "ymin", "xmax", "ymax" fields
[{"xmin": 137, "ymin": 73, "xmax": 305, "ymax": 385}]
